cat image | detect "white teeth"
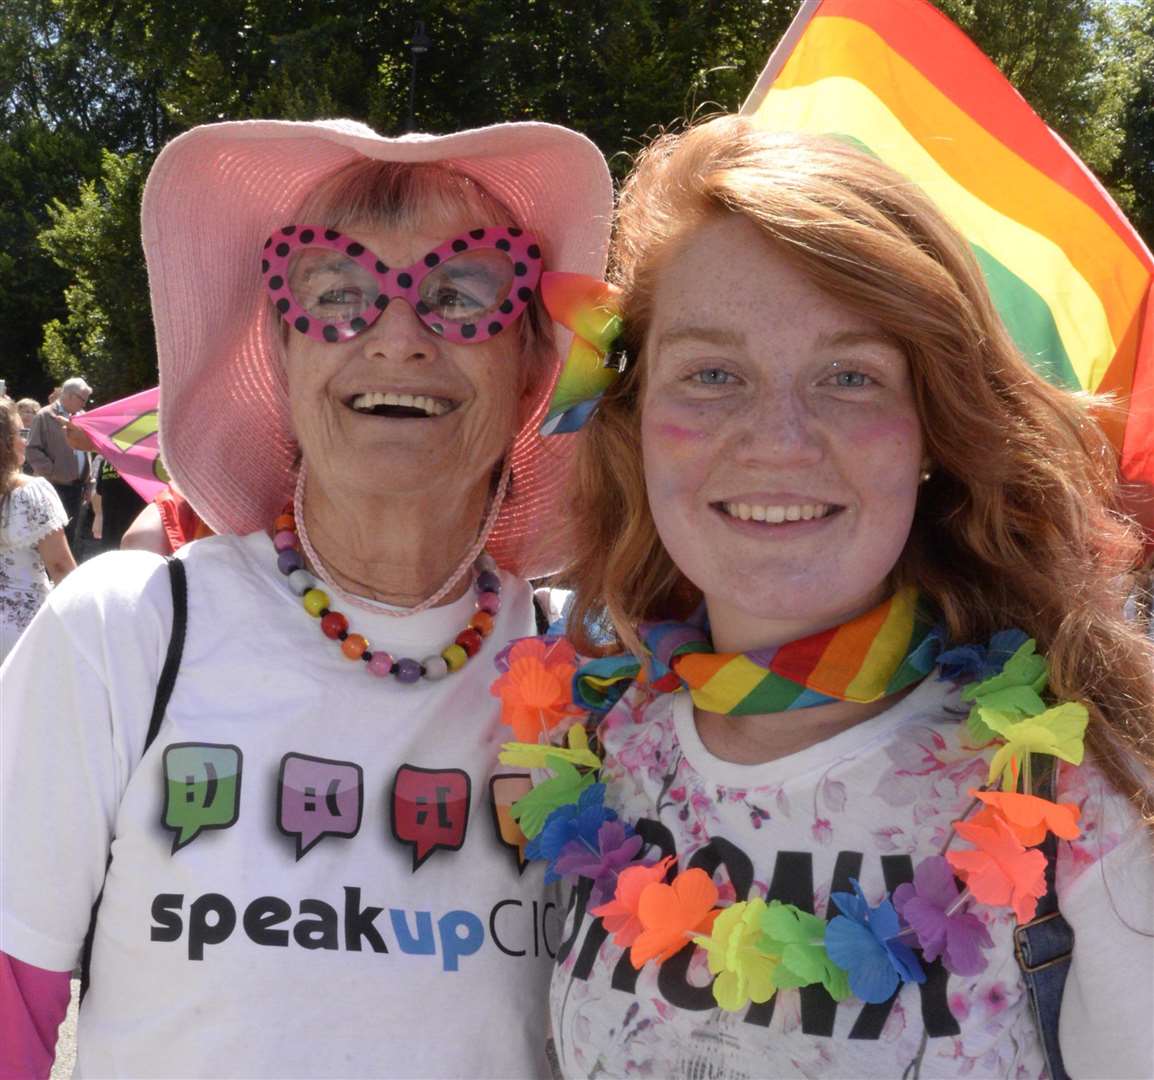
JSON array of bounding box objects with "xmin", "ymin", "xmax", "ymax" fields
[
  {"xmin": 722, "ymin": 501, "xmax": 833, "ymax": 524},
  {"xmin": 350, "ymin": 392, "xmax": 451, "ymax": 417}
]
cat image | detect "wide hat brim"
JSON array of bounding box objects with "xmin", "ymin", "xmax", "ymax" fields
[{"xmin": 143, "ymin": 118, "xmax": 613, "ymax": 578}]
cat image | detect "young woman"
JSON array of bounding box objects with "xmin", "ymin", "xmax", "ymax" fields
[
  {"xmin": 503, "ymin": 118, "xmax": 1154, "ymax": 1079},
  {"xmin": 0, "ymin": 397, "xmax": 75, "ymax": 663}
]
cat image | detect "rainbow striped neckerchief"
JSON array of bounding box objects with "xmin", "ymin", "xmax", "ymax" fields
[{"xmin": 575, "ymin": 586, "xmax": 942, "ymax": 717}]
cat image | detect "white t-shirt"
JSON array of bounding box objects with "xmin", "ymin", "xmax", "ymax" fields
[
  {"xmin": 550, "ymin": 675, "xmax": 1154, "ymax": 1079},
  {"xmin": 1, "ymin": 532, "xmax": 558, "ymax": 1079}
]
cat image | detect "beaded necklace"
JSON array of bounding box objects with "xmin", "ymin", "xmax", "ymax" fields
[
  {"xmin": 491, "ymin": 621, "xmax": 1090, "ymax": 1010},
  {"xmin": 272, "ymin": 500, "xmax": 503, "ymax": 683}
]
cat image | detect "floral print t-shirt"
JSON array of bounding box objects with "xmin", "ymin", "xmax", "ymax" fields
[
  {"xmin": 549, "ymin": 674, "xmax": 1154, "ymax": 1079},
  {"xmin": 0, "ymin": 477, "xmax": 68, "ymax": 664}
]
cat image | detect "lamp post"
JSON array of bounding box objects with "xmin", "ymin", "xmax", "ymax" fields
[{"xmin": 407, "ymin": 21, "xmax": 432, "ymax": 132}]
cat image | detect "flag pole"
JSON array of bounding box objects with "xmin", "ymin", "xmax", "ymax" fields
[{"xmin": 740, "ymin": 0, "xmax": 823, "ymax": 115}]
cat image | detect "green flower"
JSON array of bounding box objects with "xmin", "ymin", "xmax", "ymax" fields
[
  {"xmin": 757, "ymin": 900, "xmax": 851, "ymax": 1001},
  {"xmin": 961, "ymin": 639, "xmax": 1048, "ymax": 742}
]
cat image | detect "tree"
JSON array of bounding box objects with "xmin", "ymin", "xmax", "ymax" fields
[
  {"xmin": 37, "ymin": 150, "xmax": 154, "ymax": 399},
  {"xmin": 2, "ymin": 0, "xmax": 1149, "ymax": 399}
]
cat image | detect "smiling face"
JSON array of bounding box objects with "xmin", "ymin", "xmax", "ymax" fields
[
  {"xmin": 282, "ymin": 214, "xmax": 533, "ymax": 505},
  {"xmin": 640, "ymin": 214, "xmax": 925, "ymax": 651}
]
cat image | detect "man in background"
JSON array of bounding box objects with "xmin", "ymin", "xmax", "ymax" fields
[{"xmin": 25, "ymin": 376, "xmax": 93, "ymax": 543}]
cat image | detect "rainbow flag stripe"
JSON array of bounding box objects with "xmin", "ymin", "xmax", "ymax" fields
[
  {"xmin": 676, "ymin": 587, "xmax": 936, "ymax": 714},
  {"xmin": 741, "ymin": 0, "xmax": 1154, "ymax": 485}
]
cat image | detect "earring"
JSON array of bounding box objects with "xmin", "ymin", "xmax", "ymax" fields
[{"xmin": 919, "ymin": 468, "xmax": 933, "ymax": 483}]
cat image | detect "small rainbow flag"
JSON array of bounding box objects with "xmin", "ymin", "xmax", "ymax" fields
[{"xmin": 741, "ymin": 0, "xmax": 1154, "ymax": 487}]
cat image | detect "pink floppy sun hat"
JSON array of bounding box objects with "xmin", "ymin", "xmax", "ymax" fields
[{"xmin": 141, "ymin": 118, "xmax": 613, "ymax": 579}]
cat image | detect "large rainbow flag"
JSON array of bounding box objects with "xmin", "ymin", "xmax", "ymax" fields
[{"xmin": 742, "ymin": 0, "xmax": 1154, "ymax": 488}]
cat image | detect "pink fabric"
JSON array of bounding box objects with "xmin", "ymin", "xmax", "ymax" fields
[
  {"xmin": 0, "ymin": 952, "xmax": 70, "ymax": 1079},
  {"xmin": 142, "ymin": 118, "xmax": 614, "ymax": 578}
]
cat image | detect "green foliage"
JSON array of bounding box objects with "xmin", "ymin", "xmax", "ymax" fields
[
  {"xmin": 1, "ymin": 0, "xmax": 1150, "ymax": 399},
  {"xmin": 37, "ymin": 150, "xmax": 155, "ymax": 399}
]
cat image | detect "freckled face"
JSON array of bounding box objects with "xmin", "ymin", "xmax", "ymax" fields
[{"xmin": 640, "ymin": 215, "xmax": 925, "ymax": 647}]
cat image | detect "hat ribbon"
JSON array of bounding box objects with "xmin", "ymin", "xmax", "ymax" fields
[{"xmin": 539, "ymin": 271, "xmax": 624, "ymax": 435}]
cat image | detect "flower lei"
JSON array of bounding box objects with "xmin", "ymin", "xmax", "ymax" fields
[{"xmin": 489, "ymin": 629, "xmax": 1089, "ymax": 1010}]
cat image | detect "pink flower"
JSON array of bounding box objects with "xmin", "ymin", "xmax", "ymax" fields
[
  {"xmin": 811, "ymin": 817, "xmax": 833, "ymax": 845},
  {"xmin": 980, "ymin": 981, "xmax": 1008, "ymax": 1015}
]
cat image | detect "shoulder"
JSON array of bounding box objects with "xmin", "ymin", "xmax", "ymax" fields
[
  {"xmin": 16, "ymin": 476, "xmax": 62, "ymax": 506},
  {"xmin": 1055, "ymin": 757, "xmax": 1150, "ymax": 893},
  {"xmin": 3, "ymin": 477, "xmax": 68, "ymax": 538}
]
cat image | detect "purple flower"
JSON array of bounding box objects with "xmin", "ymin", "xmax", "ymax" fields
[
  {"xmin": 553, "ymin": 819, "xmax": 644, "ymax": 905},
  {"xmin": 825, "ymin": 879, "xmax": 925, "ymax": 1004},
  {"xmin": 892, "ymin": 856, "xmax": 993, "ymax": 976}
]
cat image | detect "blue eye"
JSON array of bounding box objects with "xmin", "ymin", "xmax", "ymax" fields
[
  {"xmin": 693, "ymin": 368, "xmax": 734, "ymax": 385},
  {"xmin": 830, "ymin": 370, "xmax": 871, "ymax": 388}
]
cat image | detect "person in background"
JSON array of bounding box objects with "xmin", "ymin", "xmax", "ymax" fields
[
  {"xmin": 15, "ymin": 399, "xmax": 40, "ymax": 430},
  {"xmin": 0, "ymin": 398, "xmax": 76, "ymax": 664},
  {"xmin": 24, "ymin": 377, "xmax": 93, "ymax": 544},
  {"xmin": 89, "ymin": 456, "xmax": 146, "ymax": 551}
]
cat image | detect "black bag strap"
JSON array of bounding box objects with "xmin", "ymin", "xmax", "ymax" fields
[
  {"xmin": 144, "ymin": 556, "xmax": 187, "ymax": 753},
  {"xmin": 1014, "ymin": 756, "xmax": 1074, "ymax": 1080},
  {"xmin": 79, "ymin": 555, "xmax": 188, "ymax": 1001}
]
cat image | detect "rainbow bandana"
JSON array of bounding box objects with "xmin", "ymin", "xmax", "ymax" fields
[{"xmin": 576, "ymin": 586, "xmax": 941, "ymax": 716}]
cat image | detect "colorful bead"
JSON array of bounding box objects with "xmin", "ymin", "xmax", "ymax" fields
[
  {"xmin": 476, "ymin": 569, "xmax": 501, "ymax": 595},
  {"xmin": 367, "ymin": 651, "xmax": 394, "ymax": 677},
  {"xmin": 303, "ymin": 589, "xmax": 329, "ymax": 617},
  {"xmin": 395, "ymin": 658, "xmax": 423, "ymax": 683},
  {"xmin": 277, "ymin": 547, "xmax": 303, "ymax": 575},
  {"xmin": 287, "ymin": 569, "xmax": 316, "ymax": 596},
  {"xmin": 468, "ymin": 610, "xmax": 494, "ymax": 637},
  {"xmin": 341, "ymin": 633, "xmax": 368, "ymax": 660},
  {"xmin": 276, "ymin": 500, "xmax": 498, "ymax": 686},
  {"xmin": 442, "ymin": 644, "xmax": 468, "ymax": 672},
  {"xmin": 455, "ymin": 628, "xmax": 483, "ymax": 657}
]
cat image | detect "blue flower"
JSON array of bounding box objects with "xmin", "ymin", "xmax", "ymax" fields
[
  {"xmin": 825, "ymin": 879, "xmax": 925, "ymax": 1004},
  {"xmin": 938, "ymin": 629, "xmax": 1029, "ymax": 683},
  {"xmin": 524, "ymin": 784, "xmax": 617, "ymax": 882}
]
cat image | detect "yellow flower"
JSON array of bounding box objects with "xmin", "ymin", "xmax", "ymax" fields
[
  {"xmin": 985, "ymin": 702, "xmax": 1088, "ymax": 792},
  {"xmin": 693, "ymin": 899, "xmax": 779, "ymax": 1012}
]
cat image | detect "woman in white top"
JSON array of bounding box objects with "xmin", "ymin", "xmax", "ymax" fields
[{"xmin": 0, "ymin": 397, "xmax": 75, "ymax": 663}]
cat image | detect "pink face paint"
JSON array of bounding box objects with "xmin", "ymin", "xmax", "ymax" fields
[{"xmin": 653, "ymin": 421, "xmax": 708, "ymax": 443}]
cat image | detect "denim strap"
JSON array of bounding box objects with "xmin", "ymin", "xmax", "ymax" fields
[{"xmin": 1013, "ymin": 758, "xmax": 1074, "ymax": 1080}]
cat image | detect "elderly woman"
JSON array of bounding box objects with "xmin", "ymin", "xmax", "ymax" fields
[
  {"xmin": 495, "ymin": 118, "xmax": 1154, "ymax": 1079},
  {"xmin": 0, "ymin": 120, "xmax": 611, "ymax": 1077}
]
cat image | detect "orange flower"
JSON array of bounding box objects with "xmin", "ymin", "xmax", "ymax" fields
[
  {"xmin": 947, "ymin": 815, "xmax": 1047, "ymax": 923},
  {"xmin": 591, "ymin": 857, "xmax": 675, "ymax": 949},
  {"xmin": 630, "ymin": 868, "xmax": 721, "ymax": 969},
  {"xmin": 968, "ymin": 788, "xmax": 1082, "ymax": 847},
  {"xmin": 491, "ymin": 638, "xmax": 582, "ymax": 742}
]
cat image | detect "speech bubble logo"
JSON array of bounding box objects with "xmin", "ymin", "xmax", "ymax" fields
[
  {"xmin": 391, "ymin": 765, "xmax": 471, "ymax": 872},
  {"xmin": 162, "ymin": 743, "xmax": 243, "ymax": 853},
  {"xmin": 277, "ymin": 753, "xmax": 364, "ymax": 859},
  {"xmin": 490, "ymin": 773, "xmax": 532, "ymax": 872}
]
